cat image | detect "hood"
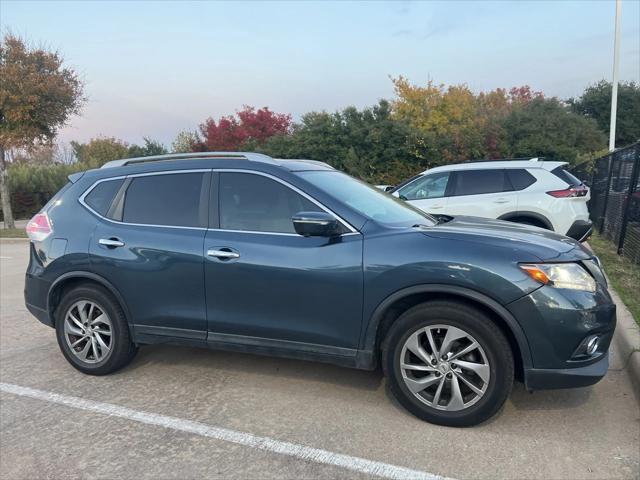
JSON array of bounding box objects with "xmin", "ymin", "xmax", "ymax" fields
[{"xmin": 420, "ymin": 216, "xmax": 590, "ymax": 262}]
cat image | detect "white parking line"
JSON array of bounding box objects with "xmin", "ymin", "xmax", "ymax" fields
[{"xmin": 0, "ymin": 382, "xmax": 452, "ymax": 480}]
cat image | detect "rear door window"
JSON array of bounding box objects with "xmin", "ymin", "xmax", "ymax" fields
[
  {"xmin": 506, "ymin": 169, "xmax": 536, "ymax": 191},
  {"xmin": 84, "ymin": 178, "xmax": 124, "ymax": 216},
  {"xmin": 450, "ymin": 169, "xmax": 511, "ymax": 196},
  {"xmin": 122, "ymin": 172, "xmax": 208, "ymax": 227}
]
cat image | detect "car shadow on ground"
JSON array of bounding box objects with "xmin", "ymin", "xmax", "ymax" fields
[
  {"xmin": 508, "ymin": 382, "xmax": 592, "ymax": 410},
  {"xmin": 125, "ymin": 344, "xmax": 385, "ymax": 392},
  {"xmin": 125, "ymin": 343, "xmax": 596, "ymax": 412},
  {"xmin": 380, "ymin": 380, "xmax": 593, "ymax": 428}
]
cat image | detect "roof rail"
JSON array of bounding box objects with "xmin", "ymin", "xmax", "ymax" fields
[
  {"xmin": 101, "ymin": 151, "xmax": 276, "ymax": 169},
  {"xmin": 464, "ymin": 156, "xmax": 544, "ymax": 163}
]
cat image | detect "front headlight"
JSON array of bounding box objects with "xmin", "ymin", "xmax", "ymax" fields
[{"xmin": 520, "ymin": 263, "xmax": 596, "ymax": 292}]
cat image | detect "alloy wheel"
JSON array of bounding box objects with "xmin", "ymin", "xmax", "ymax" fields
[
  {"xmin": 63, "ymin": 300, "xmax": 113, "ymax": 364},
  {"xmin": 400, "ymin": 324, "xmax": 490, "ymax": 411}
]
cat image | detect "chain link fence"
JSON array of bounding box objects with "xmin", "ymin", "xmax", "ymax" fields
[{"xmin": 572, "ymin": 142, "xmax": 640, "ymax": 264}]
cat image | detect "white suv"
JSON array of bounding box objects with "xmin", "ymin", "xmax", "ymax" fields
[{"xmin": 390, "ymin": 159, "xmax": 592, "ymax": 241}]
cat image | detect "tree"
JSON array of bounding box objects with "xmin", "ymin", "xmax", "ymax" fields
[
  {"xmin": 72, "ymin": 137, "xmax": 167, "ymax": 168},
  {"xmin": 0, "ymin": 34, "xmax": 84, "ymax": 227},
  {"xmin": 259, "ymin": 100, "xmax": 423, "ymax": 184},
  {"xmin": 391, "ymin": 78, "xmax": 487, "ymax": 165},
  {"xmin": 171, "ymin": 130, "xmax": 199, "ymax": 153},
  {"xmin": 391, "ymin": 77, "xmax": 545, "ymax": 166},
  {"xmin": 127, "ymin": 137, "xmax": 167, "ymax": 158},
  {"xmin": 71, "ymin": 137, "xmax": 130, "ymax": 169},
  {"xmin": 569, "ymin": 80, "xmax": 640, "ymax": 147},
  {"xmin": 12, "ymin": 144, "xmax": 56, "ymax": 165},
  {"xmin": 196, "ymin": 106, "xmax": 291, "ymax": 151},
  {"xmin": 503, "ymin": 97, "xmax": 606, "ymax": 163},
  {"xmin": 390, "ymin": 76, "xmax": 610, "ymax": 165}
]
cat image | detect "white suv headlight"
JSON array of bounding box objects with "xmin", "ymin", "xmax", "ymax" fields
[{"xmin": 520, "ymin": 263, "xmax": 596, "ymax": 292}]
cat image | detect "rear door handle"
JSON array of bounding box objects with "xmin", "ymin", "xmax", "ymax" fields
[
  {"xmin": 99, "ymin": 238, "xmax": 125, "ymax": 248},
  {"xmin": 493, "ymin": 198, "xmax": 509, "ymax": 204},
  {"xmin": 207, "ymin": 248, "xmax": 240, "ymax": 260}
]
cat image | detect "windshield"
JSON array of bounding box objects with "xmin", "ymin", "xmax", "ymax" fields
[{"xmin": 298, "ymin": 171, "xmax": 436, "ymax": 227}]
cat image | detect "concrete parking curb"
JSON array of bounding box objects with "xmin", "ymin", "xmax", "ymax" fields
[{"xmin": 610, "ymin": 287, "xmax": 640, "ymax": 396}]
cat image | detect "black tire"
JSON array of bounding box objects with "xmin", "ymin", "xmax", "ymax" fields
[
  {"xmin": 382, "ymin": 300, "xmax": 514, "ymax": 427},
  {"xmin": 55, "ymin": 284, "xmax": 138, "ymax": 375}
]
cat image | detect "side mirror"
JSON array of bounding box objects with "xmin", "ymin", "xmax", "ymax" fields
[
  {"xmin": 384, "ymin": 185, "xmax": 395, "ymax": 192},
  {"xmin": 292, "ymin": 211, "xmax": 340, "ymax": 237}
]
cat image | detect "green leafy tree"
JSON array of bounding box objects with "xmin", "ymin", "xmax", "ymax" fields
[
  {"xmin": 127, "ymin": 137, "xmax": 167, "ymax": 158},
  {"xmin": 503, "ymin": 98, "xmax": 606, "ymax": 163},
  {"xmin": 259, "ymin": 100, "xmax": 422, "ymax": 184},
  {"xmin": 171, "ymin": 130, "xmax": 199, "ymax": 153},
  {"xmin": 569, "ymin": 80, "xmax": 640, "ymax": 147},
  {"xmin": 0, "ymin": 33, "xmax": 84, "ymax": 227},
  {"xmin": 71, "ymin": 137, "xmax": 130, "ymax": 169},
  {"xmin": 4, "ymin": 162, "xmax": 79, "ymax": 220}
]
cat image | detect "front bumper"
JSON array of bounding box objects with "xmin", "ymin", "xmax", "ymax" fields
[
  {"xmin": 508, "ymin": 283, "xmax": 616, "ymax": 390},
  {"xmin": 524, "ymin": 353, "xmax": 609, "ymax": 390},
  {"xmin": 566, "ymin": 219, "xmax": 593, "ymax": 242}
]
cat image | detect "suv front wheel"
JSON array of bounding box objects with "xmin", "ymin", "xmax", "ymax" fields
[
  {"xmin": 55, "ymin": 284, "xmax": 138, "ymax": 375},
  {"xmin": 383, "ymin": 300, "xmax": 514, "ymax": 427}
]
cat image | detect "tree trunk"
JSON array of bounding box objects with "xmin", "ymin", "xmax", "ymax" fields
[{"xmin": 0, "ymin": 145, "xmax": 16, "ymax": 229}]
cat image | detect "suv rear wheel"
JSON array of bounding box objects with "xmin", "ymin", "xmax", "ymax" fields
[
  {"xmin": 55, "ymin": 284, "xmax": 137, "ymax": 375},
  {"xmin": 382, "ymin": 300, "xmax": 514, "ymax": 427}
]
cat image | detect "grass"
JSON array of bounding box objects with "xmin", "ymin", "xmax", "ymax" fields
[
  {"xmin": 588, "ymin": 232, "xmax": 640, "ymax": 326},
  {"xmin": 0, "ymin": 228, "xmax": 27, "ymax": 238}
]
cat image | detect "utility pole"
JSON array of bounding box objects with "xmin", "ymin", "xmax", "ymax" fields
[{"xmin": 608, "ymin": 0, "xmax": 622, "ymax": 152}]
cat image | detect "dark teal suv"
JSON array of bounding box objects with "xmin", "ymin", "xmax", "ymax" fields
[{"xmin": 24, "ymin": 152, "xmax": 616, "ymax": 427}]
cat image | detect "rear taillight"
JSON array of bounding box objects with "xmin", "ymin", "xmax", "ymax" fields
[
  {"xmin": 546, "ymin": 185, "xmax": 588, "ymax": 198},
  {"xmin": 26, "ymin": 212, "xmax": 52, "ymax": 242}
]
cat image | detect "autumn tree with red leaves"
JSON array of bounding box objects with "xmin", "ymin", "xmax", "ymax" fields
[{"xmin": 195, "ymin": 106, "xmax": 291, "ymax": 151}]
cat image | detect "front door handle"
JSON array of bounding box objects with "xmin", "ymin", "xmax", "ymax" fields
[
  {"xmin": 99, "ymin": 238, "xmax": 125, "ymax": 248},
  {"xmin": 430, "ymin": 205, "xmax": 443, "ymax": 209},
  {"xmin": 493, "ymin": 198, "xmax": 509, "ymax": 204},
  {"xmin": 207, "ymin": 248, "xmax": 240, "ymax": 260}
]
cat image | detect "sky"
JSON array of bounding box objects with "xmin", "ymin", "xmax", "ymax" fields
[{"xmin": 2, "ymin": 0, "xmax": 639, "ymax": 147}]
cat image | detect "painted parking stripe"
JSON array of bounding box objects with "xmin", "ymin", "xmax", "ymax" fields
[{"xmin": 0, "ymin": 382, "xmax": 452, "ymax": 480}]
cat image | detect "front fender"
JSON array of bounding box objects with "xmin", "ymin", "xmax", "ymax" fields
[
  {"xmin": 360, "ymin": 283, "xmax": 533, "ymax": 371},
  {"xmin": 359, "ymin": 229, "xmax": 540, "ymax": 369}
]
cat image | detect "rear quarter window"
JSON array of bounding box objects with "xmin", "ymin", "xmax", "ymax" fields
[
  {"xmin": 84, "ymin": 179, "xmax": 124, "ymax": 216},
  {"xmin": 551, "ymin": 167, "xmax": 582, "ymax": 186},
  {"xmin": 506, "ymin": 169, "xmax": 536, "ymax": 190}
]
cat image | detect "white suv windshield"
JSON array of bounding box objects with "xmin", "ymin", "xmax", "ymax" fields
[{"xmin": 298, "ymin": 171, "xmax": 436, "ymax": 227}]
